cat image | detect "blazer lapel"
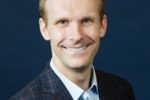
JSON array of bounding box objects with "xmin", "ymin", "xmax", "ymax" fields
[
  {"xmin": 96, "ymin": 70, "xmax": 120, "ymax": 100},
  {"xmin": 96, "ymin": 70, "xmax": 106, "ymax": 100},
  {"xmin": 39, "ymin": 63, "xmax": 73, "ymax": 100},
  {"xmin": 96, "ymin": 70, "xmax": 129, "ymax": 100}
]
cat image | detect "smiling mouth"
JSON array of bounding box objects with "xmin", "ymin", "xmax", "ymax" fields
[{"xmin": 61, "ymin": 44, "xmax": 90, "ymax": 52}]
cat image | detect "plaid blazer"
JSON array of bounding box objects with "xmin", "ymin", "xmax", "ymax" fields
[{"xmin": 9, "ymin": 63, "xmax": 135, "ymax": 100}]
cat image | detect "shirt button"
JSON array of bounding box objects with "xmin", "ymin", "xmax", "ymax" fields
[{"xmin": 86, "ymin": 97, "xmax": 89, "ymax": 100}]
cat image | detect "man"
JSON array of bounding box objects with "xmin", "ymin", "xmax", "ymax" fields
[{"xmin": 10, "ymin": 0, "xmax": 135, "ymax": 100}]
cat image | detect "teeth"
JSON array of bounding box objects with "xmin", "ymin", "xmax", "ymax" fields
[{"xmin": 66, "ymin": 46, "xmax": 87, "ymax": 52}]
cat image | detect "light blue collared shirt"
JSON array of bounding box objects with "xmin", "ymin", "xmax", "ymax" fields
[{"xmin": 50, "ymin": 59, "xmax": 100, "ymax": 100}]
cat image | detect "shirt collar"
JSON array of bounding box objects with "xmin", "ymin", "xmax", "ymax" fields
[
  {"xmin": 89, "ymin": 67, "xmax": 99, "ymax": 94},
  {"xmin": 50, "ymin": 59, "xmax": 99, "ymax": 100}
]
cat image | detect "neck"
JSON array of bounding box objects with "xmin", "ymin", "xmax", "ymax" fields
[
  {"xmin": 68, "ymin": 66, "xmax": 92, "ymax": 90},
  {"xmin": 53, "ymin": 61, "xmax": 92, "ymax": 90}
]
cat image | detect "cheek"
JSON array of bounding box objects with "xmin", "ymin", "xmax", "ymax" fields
[
  {"xmin": 49, "ymin": 28, "xmax": 66, "ymax": 42},
  {"xmin": 83, "ymin": 26, "xmax": 101, "ymax": 39}
]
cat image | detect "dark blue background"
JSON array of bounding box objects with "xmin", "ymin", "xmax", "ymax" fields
[{"xmin": 0, "ymin": 0, "xmax": 149, "ymax": 100}]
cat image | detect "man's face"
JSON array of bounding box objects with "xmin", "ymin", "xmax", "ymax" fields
[{"xmin": 39, "ymin": 0, "xmax": 107, "ymax": 71}]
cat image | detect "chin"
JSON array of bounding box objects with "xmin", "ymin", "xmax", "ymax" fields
[{"xmin": 66, "ymin": 59, "xmax": 91, "ymax": 70}]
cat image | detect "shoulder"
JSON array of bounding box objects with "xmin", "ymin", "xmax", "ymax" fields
[
  {"xmin": 95, "ymin": 69, "xmax": 135, "ymax": 100},
  {"xmin": 95, "ymin": 69, "xmax": 130, "ymax": 85},
  {"xmin": 9, "ymin": 74, "xmax": 43, "ymax": 100},
  {"xmin": 9, "ymin": 65, "xmax": 54, "ymax": 100}
]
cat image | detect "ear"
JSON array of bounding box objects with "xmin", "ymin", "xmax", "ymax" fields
[
  {"xmin": 39, "ymin": 18, "xmax": 50, "ymax": 41},
  {"xmin": 100, "ymin": 15, "xmax": 107, "ymax": 38}
]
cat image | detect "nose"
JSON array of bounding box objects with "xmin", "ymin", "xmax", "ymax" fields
[{"xmin": 68, "ymin": 22, "xmax": 83, "ymax": 42}]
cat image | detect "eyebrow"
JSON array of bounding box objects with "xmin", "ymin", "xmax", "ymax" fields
[
  {"xmin": 80, "ymin": 16, "xmax": 95, "ymax": 20},
  {"xmin": 54, "ymin": 15, "xmax": 95, "ymax": 24}
]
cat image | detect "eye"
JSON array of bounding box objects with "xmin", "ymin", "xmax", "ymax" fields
[
  {"xmin": 55, "ymin": 19, "xmax": 69, "ymax": 27},
  {"xmin": 59, "ymin": 20, "xmax": 68, "ymax": 24},
  {"xmin": 81, "ymin": 17, "xmax": 94, "ymax": 25}
]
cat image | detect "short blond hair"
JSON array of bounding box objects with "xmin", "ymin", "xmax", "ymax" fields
[{"xmin": 39, "ymin": 0, "xmax": 104, "ymax": 23}]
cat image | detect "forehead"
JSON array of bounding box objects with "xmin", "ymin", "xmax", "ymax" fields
[{"xmin": 45, "ymin": 0, "xmax": 100, "ymax": 18}]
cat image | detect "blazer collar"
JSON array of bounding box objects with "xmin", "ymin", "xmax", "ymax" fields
[
  {"xmin": 95, "ymin": 70, "xmax": 128, "ymax": 100},
  {"xmin": 39, "ymin": 62, "xmax": 73, "ymax": 99}
]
